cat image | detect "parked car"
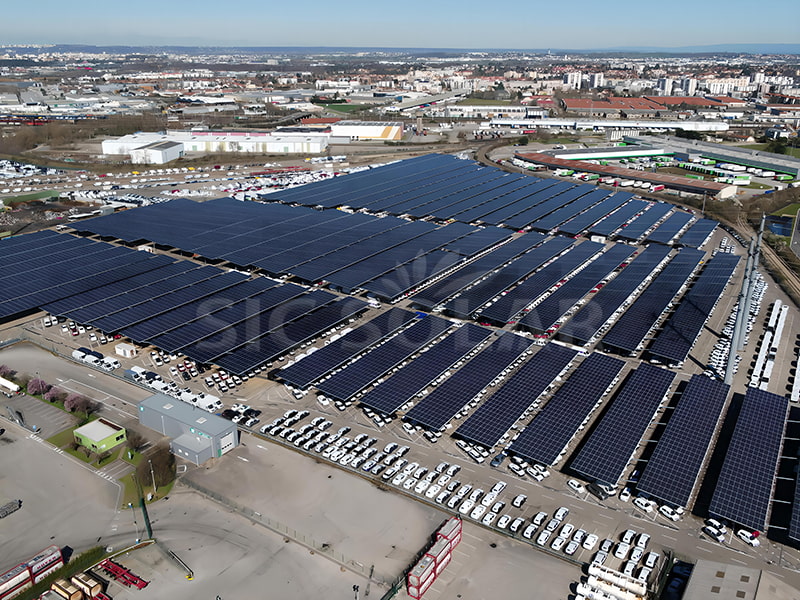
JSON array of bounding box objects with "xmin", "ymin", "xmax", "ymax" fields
[{"xmin": 736, "ymin": 529, "xmax": 761, "ymax": 547}]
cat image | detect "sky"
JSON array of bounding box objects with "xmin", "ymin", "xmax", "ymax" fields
[{"xmin": 1, "ymin": 0, "xmax": 798, "ymax": 50}]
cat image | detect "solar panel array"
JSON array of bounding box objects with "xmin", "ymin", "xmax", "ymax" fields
[
  {"xmin": 214, "ymin": 296, "xmax": 368, "ymax": 374},
  {"xmin": 412, "ymin": 233, "xmax": 545, "ymax": 311},
  {"xmin": 509, "ymin": 353, "xmax": 626, "ymax": 466},
  {"xmin": 555, "ymin": 245, "xmax": 672, "ymax": 346},
  {"xmin": 404, "ymin": 332, "xmax": 535, "ymax": 431},
  {"xmin": 443, "ymin": 237, "xmax": 575, "ymax": 319},
  {"xmin": 315, "ymin": 316, "xmax": 452, "ymax": 402},
  {"xmin": 277, "ymin": 307, "xmax": 417, "ymax": 389},
  {"xmin": 454, "ymin": 179, "xmax": 556, "ymax": 224},
  {"xmin": 709, "ymin": 387, "xmax": 788, "ymax": 532},
  {"xmin": 675, "ymin": 218, "xmax": 718, "ymax": 249},
  {"xmin": 516, "ymin": 244, "xmax": 636, "ymax": 334},
  {"xmin": 558, "ymin": 192, "xmax": 634, "ymax": 236},
  {"xmin": 615, "ymin": 203, "xmax": 673, "ymax": 242},
  {"xmin": 455, "ymin": 343, "xmax": 577, "ymax": 449},
  {"xmin": 789, "ymin": 461, "xmax": 800, "ymax": 542},
  {"xmin": 570, "ymin": 363, "xmax": 676, "ymax": 485},
  {"xmin": 358, "ymin": 324, "xmax": 493, "ymax": 416},
  {"xmin": 505, "ymin": 186, "xmax": 596, "ymax": 230},
  {"xmin": 480, "ymin": 241, "xmax": 605, "ymax": 325},
  {"xmin": 645, "ymin": 211, "xmax": 695, "ymax": 245},
  {"xmin": 649, "ymin": 252, "xmax": 740, "ymax": 365},
  {"xmin": 479, "ymin": 181, "xmax": 575, "ymax": 226},
  {"xmin": 588, "ymin": 199, "xmax": 650, "ymax": 237},
  {"xmin": 637, "ymin": 375, "xmax": 730, "ymax": 508},
  {"xmin": 600, "ymin": 248, "xmax": 705, "ymax": 355}
]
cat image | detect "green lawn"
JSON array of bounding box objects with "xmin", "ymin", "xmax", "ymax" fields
[
  {"xmin": 2, "ymin": 190, "xmax": 59, "ymax": 206},
  {"xmin": 773, "ymin": 203, "xmax": 800, "ymax": 217},
  {"xmin": 739, "ymin": 143, "xmax": 800, "ymax": 159},
  {"xmin": 322, "ymin": 103, "xmax": 372, "ymax": 114}
]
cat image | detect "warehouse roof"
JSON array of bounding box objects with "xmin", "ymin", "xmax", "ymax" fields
[
  {"xmin": 139, "ymin": 393, "xmax": 232, "ymax": 436},
  {"xmin": 515, "ymin": 152, "xmax": 733, "ymax": 197},
  {"xmin": 74, "ymin": 418, "xmax": 123, "ymax": 442}
]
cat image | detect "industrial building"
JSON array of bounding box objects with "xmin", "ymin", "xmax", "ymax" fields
[
  {"xmin": 129, "ymin": 140, "xmax": 184, "ymax": 165},
  {"xmin": 137, "ymin": 394, "xmax": 238, "ymax": 465},
  {"xmin": 330, "ymin": 121, "xmax": 403, "ymax": 141},
  {"xmin": 73, "ymin": 418, "xmax": 127, "ymax": 453},
  {"xmin": 488, "ymin": 117, "xmax": 730, "ymax": 132}
]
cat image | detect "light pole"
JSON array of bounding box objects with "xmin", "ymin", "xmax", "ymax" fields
[
  {"xmin": 128, "ymin": 502, "xmax": 140, "ymax": 543},
  {"xmin": 148, "ymin": 459, "xmax": 157, "ymax": 499}
]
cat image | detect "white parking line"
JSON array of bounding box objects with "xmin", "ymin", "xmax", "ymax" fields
[
  {"xmin": 697, "ymin": 545, "xmax": 713, "ymax": 553},
  {"xmin": 237, "ymin": 456, "xmax": 249, "ymax": 462}
]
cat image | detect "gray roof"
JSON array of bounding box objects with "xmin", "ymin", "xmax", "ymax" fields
[
  {"xmin": 172, "ymin": 431, "xmax": 212, "ymax": 453},
  {"xmin": 139, "ymin": 393, "xmax": 232, "ymax": 436}
]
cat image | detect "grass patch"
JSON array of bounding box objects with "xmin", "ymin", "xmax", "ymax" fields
[
  {"xmin": 739, "ymin": 143, "xmax": 800, "ymax": 159},
  {"xmin": 322, "ymin": 103, "xmax": 372, "ymax": 114},
  {"xmin": 64, "ymin": 445, "xmax": 95, "ymax": 465},
  {"xmin": 119, "ymin": 472, "xmax": 174, "ymax": 508},
  {"xmin": 2, "ymin": 190, "xmax": 60, "ymax": 206},
  {"xmin": 46, "ymin": 427, "xmax": 76, "ymax": 447},
  {"xmin": 122, "ymin": 448, "xmax": 145, "ymax": 467},
  {"xmin": 745, "ymin": 182, "xmax": 772, "ymax": 189},
  {"xmin": 773, "ymin": 203, "xmax": 800, "ymax": 217}
]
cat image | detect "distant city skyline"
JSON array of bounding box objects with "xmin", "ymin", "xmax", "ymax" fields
[{"xmin": 1, "ymin": 0, "xmax": 798, "ymax": 51}]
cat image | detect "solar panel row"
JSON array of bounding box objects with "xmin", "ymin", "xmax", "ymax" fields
[
  {"xmin": 570, "ymin": 363, "xmax": 676, "ymax": 485},
  {"xmin": 675, "ymin": 218, "xmax": 718, "ymax": 249},
  {"xmin": 529, "ymin": 188, "xmax": 614, "ymax": 233},
  {"xmin": 358, "ymin": 324, "xmax": 493, "ymax": 416},
  {"xmin": 600, "ymin": 248, "xmax": 705, "ymax": 355},
  {"xmin": 558, "ymin": 193, "xmax": 634, "ymax": 237},
  {"xmin": 709, "ymin": 387, "xmax": 788, "ymax": 532},
  {"xmin": 455, "ymin": 343, "xmax": 578, "ymax": 449},
  {"xmin": 315, "ymin": 316, "xmax": 452, "ymax": 402},
  {"xmin": 648, "ymin": 252, "xmax": 740, "ymax": 365},
  {"xmin": 645, "ymin": 211, "xmax": 695, "ymax": 245},
  {"xmin": 637, "ymin": 375, "xmax": 730, "ymax": 508},
  {"xmin": 615, "ymin": 203, "xmax": 673, "ymax": 242},
  {"xmin": 277, "ymin": 307, "xmax": 417, "ymax": 389},
  {"xmin": 516, "ymin": 244, "xmax": 636, "ymax": 335},
  {"xmin": 404, "ymin": 332, "xmax": 535, "ymax": 431},
  {"xmin": 555, "ymin": 245, "xmax": 672, "ymax": 346},
  {"xmin": 509, "ymin": 352, "xmax": 626, "ymax": 466},
  {"xmin": 479, "ymin": 241, "xmax": 605, "ymax": 325},
  {"xmin": 589, "ymin": 199, "xmax": 651, "ymax": 237}
]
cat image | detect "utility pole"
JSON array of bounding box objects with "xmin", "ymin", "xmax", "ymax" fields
[
  {"xmin": 737, "ymin": 214, "xmax": 765, "ymax": 351},
  {"xmin": 149, "ymin": 458, "xmax": 157, "ymax": 498},
  {"xmin": 725, "ymin": 240, "xmax": 752, "ymax": 385}
]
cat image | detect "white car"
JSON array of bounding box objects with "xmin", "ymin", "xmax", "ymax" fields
[
  {"xmin": 482, "ymin": 511, "xmax": 497, "ymax": 526},
  {"xmin": 522, "ymin": 523, "xmax": 537, "ymax": 539},
  {"xmin": 614, "ymin": 542, "xmax": 630, "ymax": 560},
  {"xmin": 633, "ymin": 497, "xmax": 655, "ymax": 513},
  {"xmin": 637, "ymin": 567, "xmax": 652, "ymax": 582},
  {"xmin": 392, "ymin": 473, "xmax": 407, "ymax": 486},
  {"xmin": 551, "ymin": 536, "xmax": 567, "ymax": 552},
  {"xmin": 619, "ymin": 487, "xmax": 632, "ymax": 502},
  {"xmin": 425, "ymin": 484, "xmax": 442, "ymax": 499},
  {"xmin": 564, "ymin": 540, "xmax": 579, "ymax": 556},
  {"xmin": 470, "ymin": 505, "xmax": 487, "ymax": 520},
  {"xmin": 567, "ymin": 479, "xmax": 586, "ymax": 494},
  {"xmin": 621, "ymin": 529, "xmax": 636, "ymax": 544},
  {"xmin": 659, "ymin": 505, "xmax": 681, "ymax": 521},
  {"xmin": 636, "ymin": 533, "xmax": 650, "ymax": 549},
  {"xmin": 623, "ymin": 561, "xmax": 636, "ymax": 577},
  {"xmin": 414, "ymin": 480, "xmax": 430, "ymax": 494},
  {"xmin": 403, "ymin": 477, "xmax": 417, "ymax": 490},
  {"xmin": 593, "ymin": 551, "xmax": 608, "ymax": 565},
  {"xmin": 459, "ymin": 499, "xmax": 475, "ymax": 515},
  {"xmin": 509, "ymin": 517, "xmax": 525, "ymax": 533},
  {"xmin": 702, "ymin": 526, "xmax": 725, "ymax": 543},
  {"xmin": 497, "ymin": 514, "xmax": 512, "ymax": 529},
  {"xmin": 630, "ymin": 546, "xmax": 644, "ymax": 562},
  {"xmin": 582, "ymin": 534, "xmax": 599, "ymax": 551},
  {"xmin": 532, "ymin": 511, "xmax": 548, "ymax": 526},
  {"xmin": 512, "ymin": 494, "xmax": 527, "ymax": 508},
  {"xmin": 536, "ymin": 530, "xmax": 552, "ymax": 546},
  {"xmin": 705, "ymin": 518, "xmax": 727, "ymax": 534},
  {"xmin": 560, "ymin": 523, "xmax": 575, "ymax": 538},
  {"xmin": 554, "ymin": 506, "xmax": 569, "ymax": 521},
  {"xmin": 436, "ymin": 491, "xmax": 450, "ymax": 504},
  {"xmin": 736, "ymin": 529, "xmax": 761, "ymax": 547},
  {"xmin": 644, "ymin": 552, "xmax": 659, "ymax": 569}
]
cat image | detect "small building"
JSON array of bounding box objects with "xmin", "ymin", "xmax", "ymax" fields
[
  {"xmin": 115, "ymin": 342, "xmax": 137, "ymax": 358},
  {"xmin": 330, "ymin": 120, "xmax": 403, "ymax": 141},
  {"xmin": 129, "ymin": 140, "xmax": 184, "ymax": 165},
  {"xmin": 138, "ymin": 394, "xmax": 238, "ymax": 465},
  {"xmin": 682, "ymin": 559, "xmax": 800, "ymax": 599},
  {"xmin": 73, "ymin": 418, "xmax": 127, "ymax": 453}
]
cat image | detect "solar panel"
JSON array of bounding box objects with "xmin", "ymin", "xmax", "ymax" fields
[
  {"xmin": 528, "ymin": 188, "xmax": 614, "ymax": 232},
  {"xmin": 404, "ymin": 332, "xmax": 535, "ymax": 431},
  {"xmin": 453, "ymin": 179, "xmax": 550, "ymax": 224},
  {"xmin": 315, "ymin": 316, "xmax": 452, "ymax": 402},
  {"xmin": 556, "ymin": 245, "xmax": 672, "ymax": 346},
  {"xmin": 615, "ymin": 203, "xmax": 672, "ymax": 242},
  {"xmin": 358, "ymin": 324, "xmax": 493, "ymax": 416},
  {"xmin": 570, "ymin": 363, "xmax": 676, "ymax": 485},
  {"xmin": 600, "ymin": 248, "xmax": 704, "ymax": 355},
  {"xmin": 504, "ymin": 185, "xmax": 593, "ymax": 230},
  {"xmin": 455, "ymin": 343, "xmax": 577, "ymax": 449},
  {"xmin": 411, "ymin": 233, "xmax": 545, "ymax": 311},
  {"xmin": 509, "ymin": 352, "xmax": 625, "ymax": 466},
  {"xmin": 277, "ymin": 307, "xmax": 417, "ymax": 389},
  {"xmin": 636, "ymin": 375, "xmax": 730, "ymax": 508},
  {"xmin": 789, "ymin": 456, "xmax": 800, "ymax": 542},
  {"xmin": 444, "ymin": 236, "xmax": 575, "ymax": 320},
  {"xmin": 362, "ymin": 250, "xmax": 465, "ymax": 303},
  {"xmin": 589, "ymin": 199, "xmax": 650, "ymax": 237},
  {"xmin": 479, "ymin": 240, "xmax": 605, "ymax": 326},
  {"xmin": 516, "ymin": 244, "xmax": 635, "ymax": 334},
  {"xmin": 675, "ymin": 218, "xmax": 718, "ymax": 249},
  {"xmin": 709, "ymin": 387, "xmax": 788, "ymax": 532},
  {"xmin": 558, "ymin": 193, "xmax": 634, "ymax": 237},
  {"xmin": 645, "ymin": 211, "xmax": 694, "ymax": 245},
  {"xmin": 648, "ymin": 252, "xmax": 739, "ymax": 365}
]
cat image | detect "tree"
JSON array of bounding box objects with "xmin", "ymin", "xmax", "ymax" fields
[
  {"xmin": 137, "ymin": 442, "xmax": 176, "ymax": 489},
  {"xmin": 64, "ymin": 393, "xmax": 90, "ymax": 413},
  {"xmin": 126, "ymin": 429, "xmax": 147, "ymax": 452},
  {"xmin": 44, "ymin": 387, "xmax": 65, "ymax": 403},
  {"xmin": 765, "ymin": 139, "xmax": 787, "ymax": 155},
  {"xmin": 27, "ymin": 378, "xmax": 51, "ymax": 396}
]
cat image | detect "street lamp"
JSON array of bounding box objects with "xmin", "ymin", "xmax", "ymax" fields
[
  {"xmin": 127, "ymin": 502, "xmax": 140, "ymax": 543},
  {"xmin": 148, "ymin": 459, "xmax": 157, "ymax": 499}
]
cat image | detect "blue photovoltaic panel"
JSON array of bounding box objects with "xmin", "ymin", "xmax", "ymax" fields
[
  {"xmin": 709, "ymin": 387, "xmax": 788, "ymax": 532},
  {"xmin": 600, "ymin": 248, "xmax": 704, "ymax": 355},
  {"xmin": 509, "ymin": 353, "xmax": 626, "ymax": 466},
  {"xmin": 363, "ymin": 250, "xmax": 465, "ymax": 302},
  {"xmin": 570, "ymin": 364, "xmax": 676, "ymax": 485},
  {"xmin": 675, "ymin": 219, "xmax": 718, "ymax": 249},
  {"xmin": 789, "ymin": 462, "xmax": 800, "ymax": 542},
  {"xmin": 589, "ymin": 199, "xmax": 650, "ymax": 237},
  {"xmin": 441, "ymin": 227, "xmax": 512, "ymax": 257},
  {"xmin": 555, "ymin": 245, "xmax": 672, "ymax": 346},
  {"xmin": 315, "ymin": 316, "xmax": 452, "ymax": 402},
  {"xmin": 213, "ymin": 297, "xmax": 368, "ymax": 375},
  {"xmin": 455, "ymin": 343, "xmax": 577, "ymax": 449},
  {"xmin": 277, "ymin": 307, "xmax": 417, "ymax": 389},
  {"xmin": 480, "ymin": 241, "xmax": 604, "ymax": 325},
  {"xmin": 504, "ymin": 185, "xmax": 593, "ymax": 230},
  {"xmin": 404, "ymin": 332, "xmax": 535, "ymax": 431},
  {"xmin": 637, "ymin": 375, "xmax": 730, "ymax": 508},
  {"xmin": 649, "ymin": 252, "xmax": 739, "ymax": 365},
  {"xmin": 558, "ymin": 193, "xmax": 633, "ymax": 236},
  {"xmin": 444, "ymin": 236, "xmax": 575, "ymax": 319},
  {"xmin": 477, "ymin": 180, "xmax": 570, "ymax": 226},
  {"xmin": 615, "ymin": 203, "xmax": 673, "ymax": 242},
  {"xmin": 412, "ymin": 233, "xmax": 544, "ymax": 311},
  {"xmin": 528, "ymin": 188, "xmax": 613, "ymax": 232},
  {"xmin": 453, "ymin": 179, "xmax": 550, "ymax": 224},
  {"xmin": 515, "ymin": 244, "xmax": 635, "ymax": 334},
  {"xmin": 359, "ymin": 324, "xmax": 493, "ymax": 416},
  {"xmin": 645, "ymin": 211, "xmax": 694, "ymax": 245}
]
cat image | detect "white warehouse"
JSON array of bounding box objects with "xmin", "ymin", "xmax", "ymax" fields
[{"xmin": 330, "ymin": 121, "xmax": 403, "ymax": 141}]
